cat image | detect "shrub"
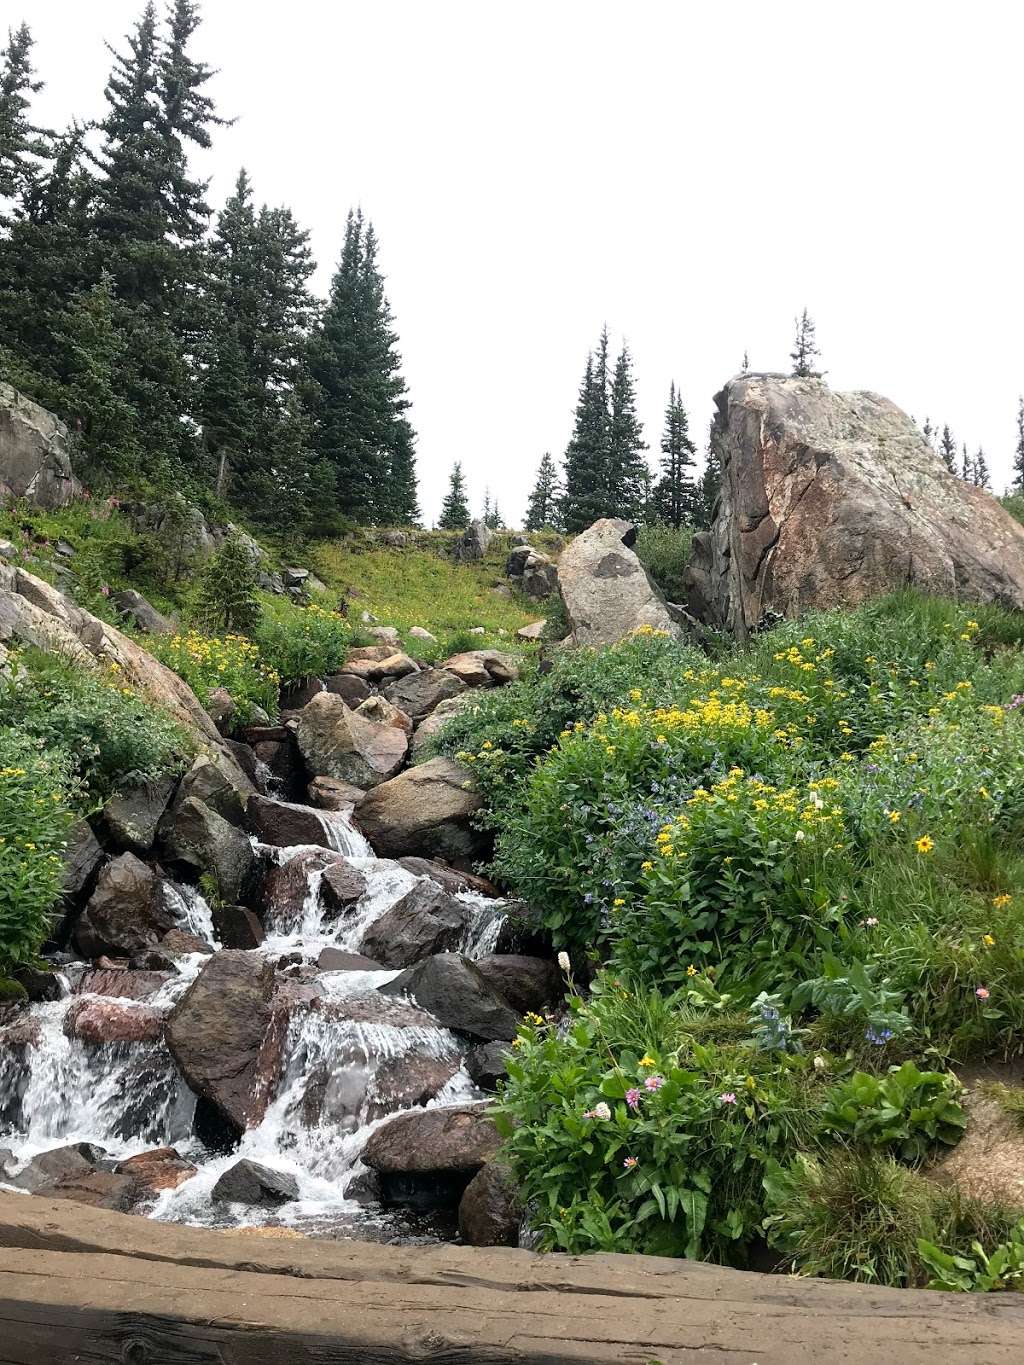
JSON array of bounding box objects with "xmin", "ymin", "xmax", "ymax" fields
[
  {"xmin": 148, "ymin": 631, "xmax": 279, "ymax": 724},
  {"xmin": 819, "ymin": 1062, "xmax": 966, "ymax": 1162},
  {"xmin": 190, "ymin": 533, "xmax": 262, "ymax": 635},
  {"xmin": 0, "ymin": 733, "xmax": 77, "ymax": 971},
  {"xmin": 0, "ymin": 650, "xmax": 189, "ymax": 805},
  {"xmin": 253, "ymin": 600, "xmax": 353, "ymax": 686},
  {"xmin": 634, "ymin": 524, "xmax": 692, "ymax": 602},
  {"xmin": 918, "ymin": 1220, "xmax": 1024, "ymax": 1291},
  {"xmin": 494, "ymin": 974, "xmax": 824, "ymax": 1262}
]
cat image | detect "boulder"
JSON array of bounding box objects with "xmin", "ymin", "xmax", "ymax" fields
[
  {"xmin": 307, "ymin": 775, "xmax": 366, "ymax": 811},
  {"xmin": 261, "ymin": 848, "xmax": 339, "ymax": 925},
  {"xmin": 383, "ymin": 668, "xmax": 465, "ymax": 722},
  {"xmin": 411, "ymin": 693, "xmax": 477, "ymax": 756},
  {"xmin": 688, "ymin": 374, "xmax": 1024, "ymax": 633},
  {"xmin": 505, "ymin": 544, "xmax": 532, "ymax": 577},
  {"xmin": 379, "ymin": 954, "xmax": 520, "ymax": 1041},
  {"xmin": 354, "ymin": 695, "xmax": 413, "ymax": 735},
  {"xmin": 558, "ymin": 518, "xmax": 683, "ymax": 647},
  {"xmin": 320, "ymin": 860, "xmax": 367, "ymax": 916},
  {"xmin": 160, "ymin": 797, "xmax": 259, "ymax": 905},
  {"xmin": 359, "ymin": 881, "xmax": 469, "ymax": 967},
  {"xmin": 458, "ymin": 1161, "xmax": 522, "ymax": 1246},
  {"xmin": 153, "ymin": 927, "xmax": 214, "ymax": 960},
  {"xmin": 517, "ymin": 620, "xmax": 546, "ymax": 641},
  {"xmin": 521, "ymin": 550, "xmax": 559, "ymax": 600},
  {"xmin": 74, "ymin": 969, "xmax": 170, "ymax": 1000},
  {"xmin": 295, "ymin": 692, "xmax": 408, "ymax": 788},
  {"xmin": 47, "ymin": 1170, "xmax": 140, "ymax": 1212},
  {"xmin": 165, "ymin": 951, "xmax": 276, "ymax": 1135},
  {"xmin": 317, "ymin": 948, "xmax": 384, "ymax": 972},
  {"xmin": 363, "ymin": 1103, "xmax": 500, "ymax": 1175},
  {"xmin": 204, "ymin": 686, "xmax": 235, "ymax": 733},
  {"xmin": 246, "ymin": 794, "xmax": 339, "ymax": 849},
  {"xmin": 0, "ymin": 565, "xmax": 253, "ymax": 790},
  {"xmin": 166, "ymin": 756, "xmax": 248, "ymax": 829},
  {"xmin": 73, "ymin": 854, "xmax": 178, "ymax": 959},
  {"xmin": 408, "ymin": 626, "xmax": 437, "ymax": 644},
  {"xmin": 10, "ymin": 1143, "xmax": 108, "ymax": 1193},
  {"xmin": 441, "ymin": 652, "xmax": 493, "ymax": 687},
  {"xmin": 63, "ymin": 999, "xmax": 163, "ymax": 1046},
  {"xmin": 355, "ymin": 756, "xmax": 485, "ymax": 864},
  {"xmin": 466, "ymin": 1040, "xmax": 510, "ymax": 1091},
  {"xmin": 473, "ymin": 954, "xmax": 561, "ymax": 1015},
  {"xmin": 100, "ymin": 776, "xmax": 177, "ymax": 853},
  {"xmin": 396, "ymin": 857, "xmax": 500, "ymax": 898},
  {"xmin": 114, "ymin": 1147, "xmax": 196, "ymax": 1194},
  {"xmin": 252, "ymin": 737, "xmax": 304, "ymax": 800},
  {"xmin": 13, "ymin": 965, "xmax": 63, "ymax": 1002},
  {"xmin": 368, "ymin": 626, "xmax": 402, "ymax": 647},
  {"xmin": 60, "ymin": 819, "xmax": 104, "ymax": 902},
  {"xmin": 210, "ymin": 1159, "xmax": 298, "ymax": 1208},
  {"xmin": 340, "ymin": 651, "xmax": 418, "ymax": 683},
  {"xmin": 0, "ymin": 382, "xmax": 78, "ymax": 508},
  {"xmin": 930, "ymin": 1087, "xmax": 1024, "ymax": 1207},
  {"xmin": 110, "ymin": 589, "xmax": 175, "ymax": 635},
  {"xmin": 323, "ymin": 672, "xmax": 371, "ymax": 707},
  {"xmin": 365, "ymin": 1051, "xmax": 460, "ymax": 1121},
  {"xmin": 452, "ymin": 520, "xmax": 492, "ymax": 563},
  {"xmin": 212, "ymin": 904, "xmax": 265, "ymax": 950}
]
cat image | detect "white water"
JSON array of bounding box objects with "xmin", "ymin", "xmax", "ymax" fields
[{"xmin": 1, "ymin": 804, "xmax": 508, "ymax": 1237}]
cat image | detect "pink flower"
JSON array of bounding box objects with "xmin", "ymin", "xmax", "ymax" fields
[
  {"xmin": 976, "ymin": 987, "xmax": 990, "ymax": 1001},
  {"xmin": 625, "ymin": 1087, "xmax": 641, "ymax": 1110},
  {"xmin": 719, "ymin": 1092, "xmax": 737, "ymax": 1105},
  {"xmin": 623, "ymin": 1156, "xmax": 638, "ymax": 1169},
  {"xmin": 644, "ymin": 1074, "xmax": 664, "ymax": 1091}
]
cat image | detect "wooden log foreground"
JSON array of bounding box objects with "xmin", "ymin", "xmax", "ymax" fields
[{"xmin": 1, "ymin": 1194, "xmax": 1023, "ymax": 1363}]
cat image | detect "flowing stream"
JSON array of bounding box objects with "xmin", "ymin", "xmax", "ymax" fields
[{"xmin": 0, "ymin": 807, "xmax": 507, "ymax": 1239}]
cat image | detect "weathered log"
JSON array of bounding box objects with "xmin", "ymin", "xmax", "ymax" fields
[{"xmin": 0, "ymin": 1195, "xmax": 1022, "ymax": 1363}]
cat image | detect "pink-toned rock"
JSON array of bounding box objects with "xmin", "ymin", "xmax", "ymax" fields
[
  {"xmin": 115, "ymin": 1147, "xmax": 197, "ymax": 1194},
  {"xmin": 64, "ymin": 999, "xmax": 163, "ymax": 1045}
]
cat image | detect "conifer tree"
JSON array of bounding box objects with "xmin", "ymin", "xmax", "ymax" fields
[
  {"xmin": 921, "ymin": 416, "xmax": 935, "ymax": 449},
  {"xmin": 487, "ymin": 499, "xmax": 503, "ymax": 530},
  {"xmin": 0, "ymin": 23, "xmax": 49, "ymax": 212},
  {"xmin": 608, "ymin": 341, "xmax": 648, "ymax": 518},
  {"xmin": 438, "ymin": 461, "xmax": 470, "ymax": 529},
  {"xmin": 653, "ymin": 381, "xmax": 696, "ymax": 528},
  {"xmin": 524, "ymin": 452, "xmax": 563, "ymax": 531},
  {"xmin": 192, "ymin": 532, "xmax": 262, "ymax": 635},
  {"xmin": 973, "ymin": 448, "xmax": 990, "ymax": 489},
  {"xmin": 961, "ymin": 443, "xmax": 973, "ymax": 483},
  {"xmin": 561, "ymin": 345, "xmax": 611, "ymax": 534},
  {"xmin": 741, "ymin": 350, "xmax": 750, "ymax": 374},
  {"xmin": 693, "ymin": 420, "xmax": 724, "ymax": 530},
  {"xmin": 939, "ymin": 424, "xmax": 957, "ymax": 473},
  {"xmin": 1014, "ymin": 398, "xmax": 1024, "ymax": 489},
  {"xmin": 790, "ymin": 308, "xmax": 824, "ymax": 378}
]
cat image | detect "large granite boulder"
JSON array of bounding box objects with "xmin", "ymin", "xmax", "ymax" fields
[
  {"xmin": 411, "ymin": 694, "xmax": 477, "ymax": 757},
  {"xmin": 359, "ymin": 881, "xmax": 469, "ymax": 967},
  {"xmin": 100, "ymin": 777, "xmax": 177, "ymax": 853},
  {"xmin": 452, "ymin": 519, "xmax": 492, "ymax": 562},
  {"xmin": 558, "ymin": 519, "xmax": 683, "ymax": 646},
  {"xmin": 165, "ymin": 951, "xmax": 276, "ymax": 1135},
  {"xmin": 383, "ymin": 668, "xmax": 465, "ymax": 722},
  {"xmin": 362, "ymin": 1103, "xmax": 500, "ymax": 1176},
  {"xmin": 160, "ymin": 797, "xmax": 259, "ymax": 904},
  {"xmin": 687, "ymin": 374, "xmax": 1024, "ymax": 635},
  {"xmin": 73, "ymin": 854, "xmax": 178, "ymax": 959},
  {"xmin": 355, "ymin": 756, "xmax": 485, "ymax": 863},
  {"xmin": 295, "ymin": 692, "xmax": 408, "ymax": 788},
  {"xmin": 109, "ymin": 589, "xmax": 174, "ymax": 635},
  {"xmin": 0, "ymin": 383, "xmax": 78, "ymax": 508},
  {"xmin": 379, "ymin": 953, "xmax": 520, "ymax": 1041}
]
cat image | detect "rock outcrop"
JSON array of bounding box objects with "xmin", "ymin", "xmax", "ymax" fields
[
  {"xmin": 295, "ymin": 692, "xmax": 408, "ymax": 788},
  {"xmin": 687, "ymin": 374, "xmax": 1024, "ymax": 635},
  {"xmin": 558, "ymin": 519, "xmax": 683, "ymax": 646},
  {"xmin": 0, "ymin": 384, "xmax": 78, "ymax": 509},
  {"xmin": 355, "ymin": 756, "xmax": 485, "ymax": 863},
  {"xmin": 379, "ymin": 953, "xmax": 520, "ymax": 1040}
]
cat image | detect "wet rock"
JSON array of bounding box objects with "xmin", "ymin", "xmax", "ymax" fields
[
  {"xmin": 10, "ymin": 1142, "xmax": 109, "ymax": 1192},
  {"xmin": 252, "ymin": 737, "xmax": 305, "ymax": 800},
  {"xmin": 204, "ymin": 686, "xmax": 236, "ymax": 733},
  {"xmin": 466, "ymin": 1041, "xmax": 510, "ymax": 1091},
  {"xmin": 74, "ymin": 969, "xmax": 170, "ymax": 1000},
  {"xmin": 363, "ymin": 1103, "xmax": 500, "ymax": 1175},
  {"xmin": 161, "ymin": 797, "xmax": 259, "ymax": 905},
  {"xmin": 100, "ymin": 776, "xmax": 177, "ymax": 853},
  {"xmin": 396, "ymin": 857, "xmax": 500, "ymax": 898},
  {"xmin": 458, "ymin": 1161, "xmax": 522, "ymax": 1246},
  {"xmin": 383, "ymin": 668, "xmax": 465, "ymax": 723},
  {"xmin": 262, "ymin": 848, "xmax": 339, "ymax": 925},
  {"xmin": 213, "ymin": 904, "xmax": 265, "ymax": 950},
  {"xmin": 356, "ymin": 757, "xmax": 485, "ymax": 864},
  {"xmin": 354, "ymin": 695, "xmax": 413, "ymax": 735},
  {"xmin": 156, "ymin": 927, "xmax": 214, "ymax": 958},
  {"xmin": 296, "ymin": 692, "xmax": 409, "ymax": 788},
  {"xmin": 110, "ymin": 588, "xmax": 174, "ymax": 635},
  {"xmin": 452, "ymin": 519, "xmax": 492, "ymax": 563},
  {"xmin": 165, "ymin": 951, "xmax": 276, "ymax": 1135},
  {"xmin": 323, "ymin": 672, "xmax": 370, "ymax": 707},
  {"xmin": 63, "ymin": 999, "xmax": 163, "ymax": 1045},
  {"xmin": 366, "ymin": 1051, "xmax": 460, "ymax": 1121},
  {"xmin": 379, "ymin": 954, "xmax": 520, "ymax": 1041},
  {"xmin": 320, "ymin": 860, "xmax": 367, "ymax": 917},
  {"xmin": 115, "ymin": 1146, "xmax": 197, "ymax": 1194},
  {"xmin": 224, "ymin": 737, "xmax": 265, "ymax": 790},
  {"xmin": 558, "ymin": 518, "xmax": 683, "ymax": 646},
  {"xmin": 307, "ymin": 775, "xmax": 366, "ymax": 811},
  {"xmin": 13, "ymin": 965, "xmax": 64, "ymax": 1002},
  {"xmin": 360, "ymin": 881, "xmax": 469, "ymax": 968},
  {"xmin": 300, "ymin": 1053, "xmax": 370, "ymax": 1131},
  {"xmin": 60, "ymin": 819, "xmax": 104, "ymax": 902},
  {"xmin": 246, "ymin": 794, "xmax": 338, "ymax": 848},
  {"xmin": 166, "ymin": 756, "xmax": 248, "ymax": 829},
  {"xmin": 74, "ymin": 854, "xmax": 178, "ymax": 959},
  {"xmin": 410, "ymin": 693, "xmax": 477, "ymax": 757},
  {"xmin": 473, "ymin": 954, "xmax": 561, "ymax": 1015},
  {"xmin": 317, "ymin": 947, "xmax": 384, "ymax": 972},
  {"xmin": 344, "ymin": 1167, "xmax": 382, "ymax": 1205},
  {"xmin": 211, "ymin": 1159, "xmax": 299, "ymax": 1208}
]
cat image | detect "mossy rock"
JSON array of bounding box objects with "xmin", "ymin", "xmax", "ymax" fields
[{"xmin": 0, "ymin": 977, "xmax": 29, "ymax": 1004}]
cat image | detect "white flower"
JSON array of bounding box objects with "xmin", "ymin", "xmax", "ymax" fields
[
  {"xmin": 794, "ymin": 829, "xmax": 806, "ymax": 841},
  {"xmin": 813, "ymin": 1054, "xmax": 827, "ymax": 1072},
  {"xmin": 592, "ymin": 1101, "xmax": 611, "ymax": 1120},
  {"xmin": 557, "ymin": 951, "xmax": 571, "ymax": 972}
]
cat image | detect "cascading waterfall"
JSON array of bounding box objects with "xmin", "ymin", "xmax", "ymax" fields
[{"xmin": 1, "ymin": 803, "xmax": 509, "ymax": 1236}]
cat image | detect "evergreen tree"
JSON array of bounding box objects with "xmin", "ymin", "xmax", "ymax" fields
[
  {"xmin": 192, "ymin": 532, "xmax": 262, "ymax": 635},
  {"xmin": 939, "ymin": 424, "xmax": 957, "ymax": 473},
  {"xmin": 961, "ymin": 443, "xmax": 973, "ymax": 483},
  {"xmin": 487, "ymin": 499, "xmax": 503, "ymax": 530},
  {"xmin": 790, "ymin": 308, "xmax": 824, "ymax": 378},
  {"xmin": 438, "ymin": 461, "xmax": 470, "ymax": 529},
  {"xmin": 921, "ymin": 416, "xmax": 935, "ymax": 449},
  {"xmin": 652, "ymin": 381, "xmax": 697, "ymax": 528},
  {"xmin": 1014, "ymin": 398, "xmax": 1024, "ymax": 489},
  {"xmin": 741, "ymin": 350, "xmax": 750, "ymax": 374},
  {"xmin": 973, "ymin": 447, "xmax": 990, "ymax": 489},
  {"xmin": 0, "ymin": 23, "xmax": 49, "ymax": 212},
  {"xmin": 693, "ymin": 420, "xmax": 724, "ymax": 530},
  {"xmin": 524, "ymin": 452, "xmax": 563, "ymax": 531},
  {"xmin": 561, "ymin": 346, "xmax": 610, "ymax": 534},
  {"xmin": 307, "ymin": 209, "xmax": 418, "ymax": 524},
  {"xmin": 481, "ymin": 489, "xmax": 493, "ymax": 527},
  {"xmin": 607, "ymin": 341, "xmax": 648, "ymax": 518}
]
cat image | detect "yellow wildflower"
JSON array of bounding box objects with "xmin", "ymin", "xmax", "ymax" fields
[{"xmin": 914, "ymin": 834, "xmax": 935, "ymax": 854}]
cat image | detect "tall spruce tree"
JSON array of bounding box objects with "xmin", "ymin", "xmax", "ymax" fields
[
  {"xmin": 438, "ymin": 461, "xmax": 469, "ymax": 529},
  {"xmin": 308, "ymin": 209, "xmax": 418, "ymax": 524},
  {"xmin": 0, "ymin": 23, "xmax": 49, "ymax": 212},
  {"xmin": 561, "ymin": 344, "xmax": 611, "ymax": 534},
  {"xmin": 973, "ymin": 447, "xmax": 990, "ymax": 489},
  {"xmin": 961, "ymin": 443, "xmax": 973, "ymax": 482},
  {"xmin": 524, "ymin": 452, "xmax": 563, "ymax": 531},
  {"xmin": 1014, "ymin": 398, "xmax": 1024, "ymax": 489},
  {"xmin": 790, "ymin": 308, "xmax": 824, "ymax": 378},
  {"xmin": 608, "ymin": 341, "xmax": 648, "ymax": 518},
  {"xmin": 693, "ymin": 419, "xmax": 724, "ymax": 530},
  {"xmin": 939, "ymin": 424, "xmax": 957, "ymax": 473},
  {"xmin": 653, "ymin": 381, "xmax": 696, "ymax": 528}
]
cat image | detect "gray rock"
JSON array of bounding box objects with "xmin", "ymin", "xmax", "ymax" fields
[
  {"xmin": 340, "ymin": 651, "xmax": 418, "ymax": 683},
  {"xmin": 73, "ymin": 854, "xmax": 178, "ymax": 959},
  {"xmin": 0, "ymin": 538, "xmax": 18, "ymax": 560},
  {"xmin": 317, "ymin": 947, "xmax": 383, "ymax": 972},
  {"xmin": 110, "ymin": 588, "xmax": 175, "ymax": 635},
  {"xmin": 359, "ymin": 881, "xmax": 469, "ymax": 967},
  {"xmin": 473, "ymin": 954, "xmax": 561, "ymax": 1016},
  {"xmin": 10, "ymin": 1142, "xmax": 107, "ymax": 1193},
  {"xmin": 516, "ymin": 620, "xmax": 546, "ymax": 640},
  {"xmin": 279, "ymin": 677, "xmax": 325, "ymax": 711},
  {"xmin": 379, "ymin": 953, "xmax": 520, "ymax": 1041},
  {"xmin": 452, "ymin": 519, "xmax": 492, "ymax": 562},
  {"xmin": 321, "ymin": 860, "xmax": 367, "ymax": 916},
  {"xmin": 212, "ymin": 904, "xmax": 264, "ymax": 950},
  {"xmin": 458, "ymin": 1161, "xmax": 522, "ymax": 1246},
  {"xmin": 307, "ymin": 775, "xmax": 366, "ymax": 811},
  {"xmin": 60, "ymin": 819, "xmax": 104, "ymax": 903},
  {"xmin": 558, "ymin": 518, "xmax": 683, "ymax": 646},
  {"xmin": 383, "ymin": 668, "xmax": 465, "ymax": 723},
  {"xmin": 0, "ymin": 383, "xmax": 79, "ymax": 509},
  {"xmin": 354, "ymin": 695, "xmax": 413, "ymax": 735},
  {"xmin": 323, "ymin": 672, "xmax": 371, "ymax": 707},
  {"xmin": 362, "ymin": 1102, "xmax": 500, "ymax": 1174},
  {"xmin": 365, "ymin": 1051, "xmax": 459, "ymax": 1121},
  {"xmin": 368, "ymin": 625, "xmax": 402, "ymax": 647},
  {"xmin": 466, "ymin": 1041, "xmax": 510, "ymax": 1091},
  {"xmin": 211, "ymin": 1159, "xmax": 298, "ymax": 1208},
  {"xmin": 246, "ymin": 794, "xmax": 339, "ymax": 848},
  {"xmin": 356, "ymin": 756, "xmax": 485, "ymax": 863},
  {"xmin": 160, "ymin": 796, "xmax": 259, "ymax": 905},
  {"xmin": 411, "ymin": 693, "xmax": 477, "ymax": 756},
  {"xmin": 521, "ymin": 550, "xmax": 559, "ymax": 600},
  {"xmin": 101, "ymin": 777, "xmax": 177, "ymax": 853},
  {"xmin": 204, "ymin": 686, "xmax": 235, "ymax": 733},
  {"xmin": 166, "ymin": 756, "xmax": 248, "ymax": 829},
  {"xmin": 408, "ymin": 625, "xmax": 437, "ymax": 644},
  {"xmin": 295, "ymin": 691, "xmax": 408, "ymax": 788}
]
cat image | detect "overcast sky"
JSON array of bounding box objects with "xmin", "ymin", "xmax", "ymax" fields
[{"xmin": 19, "ymin": 0, "xmax": 1024, "ymax": 523}]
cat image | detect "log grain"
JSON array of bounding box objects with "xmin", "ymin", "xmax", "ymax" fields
[{"xmin": 1, "ymin": 1194, "xmax": 1023, "ymax": 1363}]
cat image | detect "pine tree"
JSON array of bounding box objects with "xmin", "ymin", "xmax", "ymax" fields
[
  {"xmin": 973, "ymin": 447, "xmax": 990, "ymax": 489},
  {"xmin": 652, "ymin": 381, "xmax": 697, "ymax": 528},
  {"xmin": 961, "ymin": 443, "xmax": 973, "ymax": 483},
  {"xmin": 308, "ymin": 209, "xmax": 417, "ymax": 523},
  {"xmin": 0, "ymin": 23, "xmax": 49, "ymax": 213},
  {"xmin": 607, "ymin": 341, "xmax": 648, "ymax": 518},
  {"xmin": 524, "ymin": 452, "xmax": 563, "ymax": 531},
  {"xmin": 1014, "ymin": 398, "xmax": 1024, "ymax": 489},
  {"xmin": 488, "ymin": 500, "xmax": 503, "ymax": 530},
  {"xmin": 693, "ymin": 420, "xmax": 724, "ymax": 530},
  {"xmin": 192, "ymin": 532, "xmax": 262, "ymax": 635},
  {"xmin": 481, "ymin": 489, "xmax": 493, "ymax": 527},
  {"xmin": 740, "ymin": 350, "xmax": 750, "ymax": 374},
  {"xmin": 939, "ymin": 424, "xmax": 957, "ymax": 473},
  {"xmin": 438, "ymin": 461, "xmax": 470, "ymax": 529},
  {"xmin": 921, "ymin": 416, "xmax": 935, "ymax": 449},
  {"xmin": 790, "ymin": 308, "xmax": 824, "ymax": 378}
]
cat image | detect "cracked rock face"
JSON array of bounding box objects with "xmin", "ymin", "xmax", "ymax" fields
[{"xmin": 687, "ymin": 374, "xmax": 1024, "ymax": 634}]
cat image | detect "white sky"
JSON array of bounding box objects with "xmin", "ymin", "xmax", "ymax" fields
[{"xmin": 18, "ymin": 0, "xmax": 1024, "ymax": 524}]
